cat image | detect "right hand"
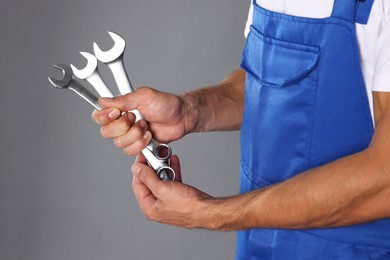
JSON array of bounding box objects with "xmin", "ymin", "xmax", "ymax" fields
[{"xmin": 91, "ymin": 87, "xmax": 189, "ymax": 156}]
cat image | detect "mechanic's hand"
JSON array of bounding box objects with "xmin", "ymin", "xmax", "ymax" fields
[
  {"xmin": 91, "ymin": 87, "xmax": 188, "ymax": 156},
  {"xmin": 131, "ymin": 153, "xmax": 212, "ymax": 228}
]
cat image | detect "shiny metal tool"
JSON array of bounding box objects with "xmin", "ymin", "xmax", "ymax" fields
[
  {"xmin": 48, "ymin": 64, "xmax": 102, "ymax": 110},
  {"xmin": 93, "ymin": 31, "xmax": 143, "ymax": 121},
  {"xmin": 71, "ymin": 52, "xmax": 114, "ymax": 98},
  {"xmin": 93, "ymin": 31, "xmax": 133, "ymax": 95},
  {"xmin": 92, "ymin": 31, "xmax": 175, "ymax": 181},
  {"xmin": 69, "ymin": 51, "xmax": 175, "ymax": 181}
]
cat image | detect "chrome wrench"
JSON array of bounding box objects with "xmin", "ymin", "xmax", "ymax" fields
[
  {"xmin": 70, "ymin": 53, "xmax": 175, "ymax": 181},
  {"xmin": 93, "ymin": 31, "xmax": 133, "ymax": 95},
  {"xmin": 48, "ymin": 64, "xmax": 102, "ymax": 110},
  {"xmin": 93, "ymin": 31, "xmax": 175, "ymax": 181},
  {"xmin": 71, "ymin": 52, "xmax": 114, "ymax": 98},
  {"xmin": 92, "ymin": 32, "xmax": 143, "ymax": 122}
]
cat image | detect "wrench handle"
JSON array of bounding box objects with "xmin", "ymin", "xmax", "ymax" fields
[
  {"xmin": 107, "ymin": 58, "xmax": 134, "ymax": 95},
  {"xmin": 87, "ymin": 72, "xmax": 115, "ymax": 98},
  {"xmin": 68, "ymin": 78, "xmax": 102, "ymax": 110}
]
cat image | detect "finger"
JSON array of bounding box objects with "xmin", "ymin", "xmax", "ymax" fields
[
  {"xmin": 135, "ymin": 153, "xmax": 148, "ymax": 164},
  {"xmin": 122, "ymin": 130, "xmax": 152, "ymax": 156},
  {"xmin": 132, "ymin": 173, "xmax": 156, "ymax": 206},
  {"xmin": 91, "ymin": 108, "xmax": 121, "ymax": 125},
  {"xmin": 113, "ymin": 119, "xmax": 149, "ymax": 148},
  {"xmin": 170, "ymin": 154, "xmax": 182, "ymax": 183},
  {"xmin": 100, "ymin": 112, "xmax": 136, "ymax": 139},
  {"xmin": 131, "ymin": 162, "xmax": 163, "ymax": 196}
]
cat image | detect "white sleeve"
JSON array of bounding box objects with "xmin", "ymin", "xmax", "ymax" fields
[
  {"xmin": 244, "ymin": 2, "xmax": 254, "ymax": 38},
  {"xmin": 372, "ymin": 1, "xmax": 390, "ymax": 91}
]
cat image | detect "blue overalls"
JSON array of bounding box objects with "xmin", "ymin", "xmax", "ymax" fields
[{"xmin": 238, "ymin": 0, "xmax": 390, "ymax": 259}]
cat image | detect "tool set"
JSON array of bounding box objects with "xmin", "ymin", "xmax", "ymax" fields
[{"xmin": 49, "ymin": 32, "xmax": 176, "ymax": 181}]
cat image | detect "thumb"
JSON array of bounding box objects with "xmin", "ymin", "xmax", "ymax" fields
[{"xmin": 99, "ymin": 93, "xmax": 139, "ymax": 111}]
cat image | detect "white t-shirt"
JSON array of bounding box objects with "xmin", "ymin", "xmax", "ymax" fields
[{"xmin": 245, "ymin": 0, "xmax": 390, "ymax": 116}]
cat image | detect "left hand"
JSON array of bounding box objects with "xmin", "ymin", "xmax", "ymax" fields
[{"xmin": 131, "ymin": 153, "xmax": 212, "ymax": 228}]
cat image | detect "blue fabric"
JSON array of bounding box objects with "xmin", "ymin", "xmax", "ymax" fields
[
  {"xmin": 237, "ymin": 0, "xmax": 389, "ymax": 259},
  {"xmin": 356, "ymin": 0, "xmax": 375, "ymax": 24}
]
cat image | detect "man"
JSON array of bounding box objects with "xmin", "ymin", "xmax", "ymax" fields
[{"xmin": 92, "ymin": 0, "xmax": 390, "ymax": 259}]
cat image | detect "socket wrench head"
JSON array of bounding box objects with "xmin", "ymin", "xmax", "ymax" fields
[{"xmin": 93, "ymin": 31, "xmax": 126, "ymax": 63}]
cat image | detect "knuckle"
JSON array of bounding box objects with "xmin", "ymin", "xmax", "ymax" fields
[
  {"xmin": 120, "ymin": 94, "xmax": 130, "ymax": 104},
  {"xmin": 143, "ymin": 209, "xmax": 155, "ymax": 221},
  {"xmin": 98, "ymin": 111, "xmax": 110, "ymax": 123},
  {"xmin": 118, "ymin": 117, "xmax": 131, "ymax": 132},
  {"xmin": 132, "ymin": 125, "xmax": 144, "ymax": 138},
  {"xmin": 100, "ymin": 127, "xmax": 108, "ymax": 138},
  {"xmin": 124, "ymin": 146, "xmax": 137, "ymax": 156},
  {"xmin": 129, "ymin": 139, "xmax": 147, "ymax": 155},
  {"xmin": 93, "ymin": 111, "xmax": 105, "ymax": 124},
  {"xmin": 138, "ymin": 86, "xmax": 155, "ymax": 97},
  {"xmin": 114, "ymin": 137, "xmax": 124, "ymax": 148},
  {"xmin": 116, "ymin": 123, "xmax": 127, "ymax": 136},
  {"xmin": 155, "ymin": 185, "xmax": 167, "ymax": 197},
  {"xmin": 143, "ymin": 131, "xmax": 152, "ymax": 143}
]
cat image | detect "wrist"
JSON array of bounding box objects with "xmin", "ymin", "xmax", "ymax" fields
[
  {"xmin": 179, "ymin": 92, "xmax": 201, "ymax": 134},
  {"xmin": 193, "ymin": 190, "xmax": 268, "ymax": 231},
  {"xmin": 193, "ymin": 196, "xmax": 246, "ymax": 231}
]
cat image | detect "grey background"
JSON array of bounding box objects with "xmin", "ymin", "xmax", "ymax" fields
[{"xmin": 1, "ymin": 0, "xmax": 249, "ymax": 259}]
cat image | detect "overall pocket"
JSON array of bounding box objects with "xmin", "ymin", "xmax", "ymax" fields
[{"xmin": 240, "ymin": 25, "xmax": 320, "ymax": 186}]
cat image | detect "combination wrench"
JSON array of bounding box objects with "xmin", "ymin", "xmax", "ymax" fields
[
  {"xmin": 48, "ymin": 64, "xmax": 102, "ymax": 110},
  {"xmin": 49, "ymin": 63, "xmax": 175, "ymax": 181},
  {"xmin": 92, "ymin": 31, "xmax": 175, "ymax": 180}
]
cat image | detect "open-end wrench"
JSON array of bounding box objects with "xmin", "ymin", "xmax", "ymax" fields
[
  {"xmin": 71, "ymin": 52, "xmax": 114, "ymax": 98},
  {"xmin": 93, "ymin": 31, "xmax": 175, "ymax": 179},
  {"xmin": 71, "ymin": 51, "xmax": 143, "ymax": 122},
  {"xmin": 55, "ymin": 60, "xmax": 176, "ymax": 181},
  {"xmin": 93, "ymin": 31, "xmax": 133, "ymax": 95},
  {"xmin": 48, "ymin": 64, "xmax": 102, "ymax": 110}
]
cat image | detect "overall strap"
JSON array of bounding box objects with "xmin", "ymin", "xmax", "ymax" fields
[
  {"xmin": 331, "ymin": 0, "xmax": 375, "ymax": 24},
  {"xmin": 356, "ymin": 0, "xmax": 375, "ymax": 24},
  {"xmin": 331, "ymin": 0, "xmax": 358, "ymax": 22}
]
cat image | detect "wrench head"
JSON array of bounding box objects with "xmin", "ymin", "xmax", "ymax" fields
[
  {"xmin": 48, "ymin": 64, "xmax": 73, "ymax": 89},
  {"xmin": 70, "ymin": 52, "xmax": 98, "ymax": 79},
  {"xmin": 93, "ymin": 31, "xmax": 126, "ymax": 63}
]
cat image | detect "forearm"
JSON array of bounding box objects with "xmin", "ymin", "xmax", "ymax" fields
[
  {"xmin": 198, "ymin": 145, "xmax": 390, "ymax": 231},
  {"xmin": 191, "ymin": 93, "xmax": 390, "ymax": 231},
  {"xmin": 181, "ymin": 68, "xmax": 245, "ymax": 133},
  {"xmin": 195, "ymin": 108, "xmax": 390, "ymax": 230}
]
